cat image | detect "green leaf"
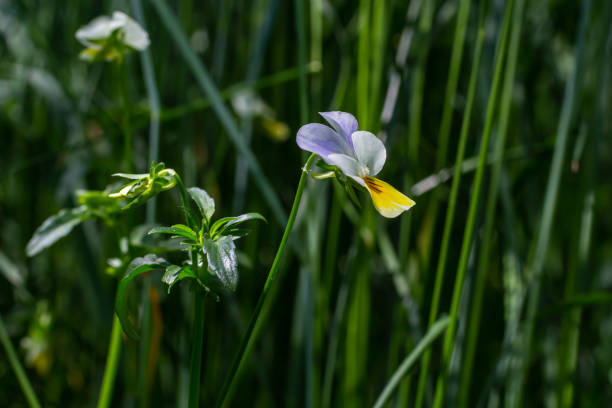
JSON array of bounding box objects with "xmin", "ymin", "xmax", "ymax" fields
[
  {"xmin": 202, "ymin": 236, "xmax": 238, "ymax": 291},
  {"xmin": 211, "ymin": 213, "xmax": 266, "ymax": 238},
  {"xmin": 26, "ymin": 206, "xmax": 90, "ymax": 257},
  {"xmin": 112, "ymin": 172, "xmax": 149, "ymax": 180},
  {"xmin": 148, "ymin": 225, "xmax": 197, "ymax": 241},
  {"xmin": 0, "ymin": 250, "xmax": 24, "ymax": 287},
  {"xmin": 162, "ymin": 265, "xmax": 197, "ymax": 293},
  {"xmin": 187, "ymin": 187, "xmax": 215, "ymax": 222},
  {"xmin": 115, "ymin": 254, "xmax": 171, "ymax": 339}
]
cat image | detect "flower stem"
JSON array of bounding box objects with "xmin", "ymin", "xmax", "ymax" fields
[
  {"xmin": 214, "ymin": 153, "xmax": 316, "ymax": 408},
  {"xmin": 97, "ymin": 314, "xmax": 123, "ymax": 408},
  {"xmin": 188, "ymin": 283, "xmax": 205, "ymax": 408},
  {"xmin": 0, "ymin": 314, "xmax": 41, "ymax": 408}
]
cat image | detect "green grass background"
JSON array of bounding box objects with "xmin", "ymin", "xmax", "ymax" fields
[{"xmin": 1, "ymin": 0, "xmax": 612, "ymax": 406}]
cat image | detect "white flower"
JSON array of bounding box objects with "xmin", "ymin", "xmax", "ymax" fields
[
  {"xmin": 297, "ymin": 111, "xmax": 415, "ymax": 218},
  {"xmin": 75, "ymin": 11, "xmax": 150, "ymax": 61}
]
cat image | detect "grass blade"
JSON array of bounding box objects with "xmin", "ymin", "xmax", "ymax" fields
[
  {"xmin": 508, "ymin": 1, "xmax": 592, "ymax": 405},
  {"xmin": 431, "ymin": 0, "xmax": 515, "ymax": 404},
  {"xmin": 149, "ymin": 0, "xmax": 287, "ymax": 225},
  {"xmin": 373, "ymin": 316, "xmax": 450, "ymax": 408},
  {"xmin": 458, "ymin": 0, "xmax": 526, "ymax": 405}
]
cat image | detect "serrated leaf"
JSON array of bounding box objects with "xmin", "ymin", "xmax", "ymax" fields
[
  {"xmin": 162, "ymin": 265, "xmax": 197, "ymax": 293},
  {"xmin": 26, "ymin": 206, "xmax": 91, "ymax": 257},
  {"xmin": 202, "ymin": 236, "xmax": 238, "ymax": 291},
  {"xmin": 187, "ymin": 187, "xmax": 215, "ymax": 222},
  {"xmin": 115, "ymin": 254, "xmax": 171, "ymax": 339},
  {"xmin": 148, "ymin": 226, "xmax": 197, "ymax": 241},
  {"xmin": 212, "ymin": 213, "xmax": 266, "ymax": 238}
]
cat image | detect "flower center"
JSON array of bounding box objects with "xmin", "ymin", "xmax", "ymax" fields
[{"xmin": 357, "ymin": 165, "xmax": 370, "ymax": 178}]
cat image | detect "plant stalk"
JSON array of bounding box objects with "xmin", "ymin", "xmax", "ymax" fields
[
  {"xmin": 97, "ymin": 314, "xmax": 123, "ymax": 408},
  {"xmin": 0, "ymin": 314, "xmax": 42, "ymax": 408},
  {"xmin": 214, "ymin": 153, "xmax": 317, "ymax": 408}
]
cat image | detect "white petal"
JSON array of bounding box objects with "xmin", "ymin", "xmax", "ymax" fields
[
  {"xmin": 112, "ymin": 11, "xmax": 150, "ymax": 50},
  {"xmin": 75, "ymin": 15, "xmax": 122, "ymax": 47},
  {"xmin": 350, "ymin": 131, "xmax": 386, "ymax": 176},
  {"xmin": 327, "ymin": 154, "xmax": 367, "ymax": 186}
]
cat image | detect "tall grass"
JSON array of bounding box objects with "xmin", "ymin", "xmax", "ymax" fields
[{"xmin": 1, "ymin": 1, "xmax": 611, "ymax": 407}]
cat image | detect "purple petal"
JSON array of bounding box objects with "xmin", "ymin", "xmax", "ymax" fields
[
  {"xmin": 319, "ymin": 111, "xmax": 358, "ymax": 149},
  {"xmin": 296, "ymin": 123, "xmax": 353, "ymax": 161}
]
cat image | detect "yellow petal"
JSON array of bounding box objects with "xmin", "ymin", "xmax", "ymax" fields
[{"xmin": 363, "ymin": 177, "xmax": 415, "ymax": 218}]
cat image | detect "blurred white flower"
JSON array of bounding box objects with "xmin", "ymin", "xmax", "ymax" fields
[{"xmin": 75, "ymin": 11, "xmax": 150, "ymax": 62}]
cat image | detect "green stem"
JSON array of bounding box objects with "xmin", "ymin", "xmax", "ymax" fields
[
  {"xmin": 0, "ymin": 314, "xmax": 41, "ymax": 408},
  {"xmin": 373, "ymin": 316, "xmax": 450, "ymax": 408},
  {"xmin": 97, "ymin": 315, "xmax": 123, "ymax": 408},
  {"xmin": 458, "ymin": 0, "xmax": 525, "ymax": 405},
  {"xmin": 214, "ymin": 153, "xmax": 317, "ymax": 408},
  {"xmin": 431, "ymin": 0, "xmax": 514, "ymax": 404},
  {"xmin": 511, "ymin": 1, "xmax": 592, "ymax": 405},
  {"xmin": 414, "ymin": 6, "xmax": 488, "ymax": 407},
  {"xmin": 188, "ymin": 284, "xmax": 205, "ymax": 408}
]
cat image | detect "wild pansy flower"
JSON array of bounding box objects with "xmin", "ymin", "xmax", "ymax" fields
[
  {"xmin": 297, "ymin": 111, "xmax": 415, "ymax": 218},
  {"xmin": 75, "ymin": 11, "xmax": 150, "ymax": 62}
]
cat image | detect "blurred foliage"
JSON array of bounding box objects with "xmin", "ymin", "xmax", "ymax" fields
[{"xmin": 1, "ymin": 0, "xmax": 611, "ymax": 407}]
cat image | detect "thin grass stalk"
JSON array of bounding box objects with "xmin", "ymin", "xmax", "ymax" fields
[
  {"xmin": 154, "ymin": 62, "xmax": 321, "ymax": 125},
  {"xmin": 509, "ymin": 1, "xmax": 592, "ymax": 405},
  {"xmin": 119, "ymin": 60, "xmax": 133, "ymax": 173},
  {"xmin": 296, "ymin": 0, "xmax": 309, "ymax": 124},
  {"xmin": 357, "ymin": 0, "xmax": 371, "ymax": 128},
  {"xmin": 373, "ymin": 316, "xmax": 450, "ymax": 408},
  {"xmin": 188, "ymin": 286, "xmax": 205, "ymax": 408},
  {"xmin": 397, "ymin": 0, "xmax": 432, "ymax": 319},
  {"xmin": 557, "ymin": 147, "xmax": 593, "ymax": 407},
  {"xmin": 321, "ymin": 245, "xmax": 357, "ymax": 408},
  {"xmin": 418, "ymin": 0, "xmax": 472, "ymax": 268},
  {"xmin": 130, "ymin": 2, "xmax": 162, "ymax": 405},
  {"xmin": 431, "ymin": 0, "xmax": 516, "ymax": 403},
  {"xmin": 457, "ymin": 0, "xmax": 525, "ymax": 405},
  {"xmin": 310, "ymin": 0, "xmax": 323, "ymax": 109},
  {"xmin": 233, "ymin": 0, "xmax": 279, "ymax": 214},
  {"xmin": 369, "ymin": 0, "xmax": 387, "ymax": 130},
  {"xmin": 413, "ymin": 4, "xmax": 491, "ymax": 406},
  {"xmin": 435, "ymin": 0, "xmax": 471, "ymax": 171},
  {"xmin": 97, "ymin": 315, "xmax": 123, "ymax": 408},
  {"xmin": 0, "ymin": 314, "xmax": 41, "ymax": 408},
  {"xmin": 131, "ymin": 0, "xmax": 161, "ymax": 222},
  {"xmin": 149, "ymin": 0, "xmax": 287, "ymax": 225},
  {"xmin": 214, "ymin": 154, "xmax": 317, "ymax": 408}
]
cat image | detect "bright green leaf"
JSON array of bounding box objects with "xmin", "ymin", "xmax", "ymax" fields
[
  {"xmin": 148, "ymin": 225, "xmax": 197, "ymax": 241},
  {"xmin": 26, "ymin": 206, "xmax": 90, "ymax": 257},
  {"xmin": 162, "ymin": 265, "xmax": 197, "ymax": 293},
  {"xmin": 211, "ymin": 213, "xmax": 266, "ymax": 238},
  {"xmin": 115, "ymin": 254, "xmax": 171, "ymax": 339},
  {"xmin": 187, "ymin": 187, "xmax": 215, "ymax": 222},
  {"xmin": 202, "ymin": 236, "xmax": 238, "ymax": 291}
]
